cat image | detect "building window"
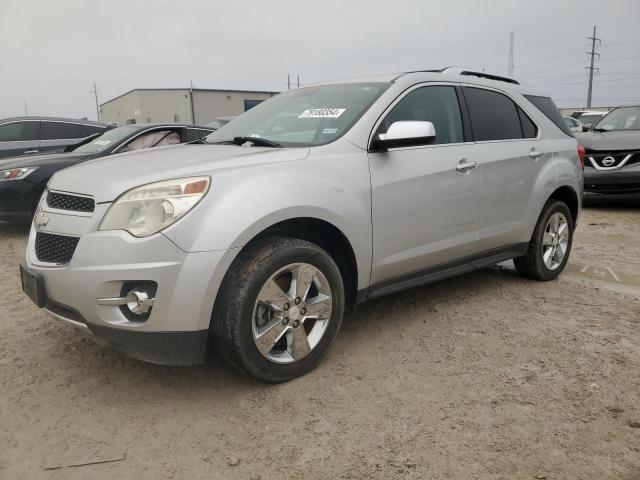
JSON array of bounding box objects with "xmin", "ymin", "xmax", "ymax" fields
[
  {"xmin": 243, "ymin": 100, "xmax": 263, "ymax": 111},
  {"xmin": 174, "ymin": 114, "xmax": 180, "ymax": 122}
]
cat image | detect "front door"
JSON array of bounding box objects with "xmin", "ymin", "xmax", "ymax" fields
[{"xmin": 368, "ymin": 84, "xmax": 481, "ymax": 285}]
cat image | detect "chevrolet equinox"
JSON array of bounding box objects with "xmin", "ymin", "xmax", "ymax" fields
[{"xmin": 20, "ymin": 68, "xmax": 583, "ymax": 382}]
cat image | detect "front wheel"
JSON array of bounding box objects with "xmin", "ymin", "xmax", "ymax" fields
[
  {"xmin": 212, "ymin": 237, "xmax": 345, "ymax": 382},
  {"xmin": 514, "ymin": 200, "xmax": 574, "ymax": 281}
]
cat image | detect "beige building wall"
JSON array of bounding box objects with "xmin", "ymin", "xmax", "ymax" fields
[
  {"xmin": 192, "ymin": 90, "xmax": 275, "ymax": 124},
  {"xmin": 100, "ymin": 89, "xmax": 277, "ymax": 125},
  {"xmin": 100, "ymin": 90, "xmax": 143, "ymax": 125}
]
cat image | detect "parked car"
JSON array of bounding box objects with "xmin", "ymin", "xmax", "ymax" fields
[
  {"xmin": 563, "ymin": 116, "xmax": 584, "ymax": 134},
  {"xmin": 570, "ymin": 110, "xmax": 607, "ymax": 131},
  {"xmin": 206, "ymin": 116, "xmax": 236, "ymax": 130},
  {"xmin": 576, "ymin": 105, "xmax": 640, "ymax": 196},
  {"xmin": 20, "ymin": 68, "xmax": 582, "ymax": 382},
  {"xmin": 0, "ymin": 123, "xmax": 213, "ymax": 222},
  {"xmin": 0, "ymin": 117, "xmax": 112, "ymax": 159}
]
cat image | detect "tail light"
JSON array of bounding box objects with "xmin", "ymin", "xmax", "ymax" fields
[{"xmin": 577, "ymin": 144, "xmax": 586, "ymax": 170}]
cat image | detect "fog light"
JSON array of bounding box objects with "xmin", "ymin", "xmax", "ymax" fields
[
  {"xmin": 96, "ymin": 281, "xmax": 157, "ymax": 321},
  {"xmin": 126, "ymin": 289, "xmax": 154, "ymax": 315}
]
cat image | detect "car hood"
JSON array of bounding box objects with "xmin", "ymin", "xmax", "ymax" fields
[
  {"xmin": 575, "ymin": 130, "xmax": 640, "ymax": 151},
  {"xmin": 48, "ymin": 143, "xmax": 310, "ymax": 203},
  {"xmin": 0, "ymin": 152, "xmax": 89, "ymax": 170}
]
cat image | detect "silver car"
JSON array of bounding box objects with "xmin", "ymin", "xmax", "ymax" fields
[{"xmin": 20, "ymin": 68, "xmax": 583, "ymax": 382}]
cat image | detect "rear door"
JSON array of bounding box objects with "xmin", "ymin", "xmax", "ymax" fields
[
  {"xmin": 0, "ymin": 120, "xmax": 41, "ymax": 158},
  {"xmin": 461, "ymin": 86, "xmax": 552, "ymax": 251},
  {"xmin": 368, "ymin": 84, "xmax": 481, "ymax": 284},
  {"xmin": 39, "ymin": 121, "xmax": 87, "ymax": 154}
]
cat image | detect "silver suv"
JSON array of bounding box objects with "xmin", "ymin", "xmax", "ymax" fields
[{"xmin": 20, "ymin": 68, "xmax": 583, "ymax": 382}]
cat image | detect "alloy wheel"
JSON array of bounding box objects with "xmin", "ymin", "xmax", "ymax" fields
[
  {"xmin": 252, "ymin": 263, "xmax": 332, "ymax": 364},
  {"xmin": 542, "ymin": 212, "xmax": 569, "ymax": 271}
]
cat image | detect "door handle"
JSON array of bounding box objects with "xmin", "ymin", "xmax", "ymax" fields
[
  {"xmin": 455, "ymin": 159, "xmax": 477, "ymax": 172},
  {"xmin": 529, "ymin": 148, "xmax": 544, "ymax": 159},
  {"xmin": 24, "ymin": 149, "xmax": 39, "ymax": 154}
]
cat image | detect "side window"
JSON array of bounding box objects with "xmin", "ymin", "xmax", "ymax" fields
[
  {"xmin": 524, "ymin": 95, "xmax": 573, "ymax": 137},
  {"xmin": 184, "ymin": 129, "xmax": 209, "ymax": 142},
  {"xmin": 463, "ymin": 87, "xmax": 523, "ymax": 141},
  {"xmin": 377, "ymin": 85, "xmax": 464, "ymax": 145},
  {"xmin": 121, "ymin": 130, "xmax": 181, "ymax": 152},
  {"xmin": 0, "ymin": 121, "xmax": 39, "ymax": 141},
  {"xmin": 42, "ymin": 122, "xmax": 85, "ymax": 140},
  {"xmin": 517, "ymin": 107, "xmax": 538, "ymax": 138}
]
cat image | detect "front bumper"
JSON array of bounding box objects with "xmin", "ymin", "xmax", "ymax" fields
[
  {"xmin": 23, "ymin": 204, "xmax": 240, "ymax": 366},
  {"xmin": 584, "ymin": 165, "xmax": 640, "ymax": 194}
]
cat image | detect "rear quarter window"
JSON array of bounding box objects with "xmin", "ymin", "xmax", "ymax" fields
[{"xmin": 524, "ymin": 95, "xmax": 574, "ymax": 137}]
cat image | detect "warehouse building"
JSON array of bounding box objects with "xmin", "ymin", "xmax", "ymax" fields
[{"xmin": 100, "ymin": 88, "xmax": 278, "ymax": 126}]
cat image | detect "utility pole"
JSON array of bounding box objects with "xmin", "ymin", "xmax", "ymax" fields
[
  {"xmin": 189, "ymin": 80, "xmax": 196, "ymax": 124},
  {"xmin": 92, "ymin": 82, "xmax": 101, "ymax": 121},
  {"xmin": 297, "ymin": 75, "xmax": 300, "ymax": 88},
  {"xmin": 586, "ymin": 26, "xmax": 601, "ymax": 108},
  {"xmin": 287, "ymin": 75, "xmax": 291, "ymax": 91},
  {"xmin": 23, "ymin": 101, "xmax": 28, "ymax": 116},
  {"xmin": 507, "ymin": 31, "xmax": 515, "ymax": 77}
]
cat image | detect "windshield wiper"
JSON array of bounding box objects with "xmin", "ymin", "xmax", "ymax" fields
[
  {"xmin": 591, "ymin": 127, "xmax": 608, "ymax": 132},
  {"xmin": 232, "ymin": 137, "xmax": 282, "ymax": 148}
]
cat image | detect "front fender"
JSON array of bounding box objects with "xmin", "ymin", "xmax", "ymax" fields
[{"xmin": 162, "ymin": 144, "xmax": 373, "ymax": 289}]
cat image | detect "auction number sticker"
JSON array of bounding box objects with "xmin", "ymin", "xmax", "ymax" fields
[
  {"xmin": 93, "ymin": 140, "xmax": 111, "ymax": 146},
  {"xmin": 298, "ymin": 108, "xmax": 346, "ymax": 118}
]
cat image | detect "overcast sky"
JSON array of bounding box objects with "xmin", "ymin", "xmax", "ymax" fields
[{"xmin": 1, "ymin": 0, "xmax": 638, "ymax": 121}]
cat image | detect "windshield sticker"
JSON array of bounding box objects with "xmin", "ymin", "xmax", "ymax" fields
[
  {"xmin": 298, "ymin": 108, "xmax": 346, "ymax": 119},
  {"xmin": 322, "ymin": 128, "xmax": 338, "ymax": 135},
  {"xmin": 93, "ymin": 140, "xmax": 111, "ymax": 146}
]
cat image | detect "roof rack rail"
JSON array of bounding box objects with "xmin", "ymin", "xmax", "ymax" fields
[{"xmin": 440, "ymin": 67, "xmax": 520, "ymax": 85}]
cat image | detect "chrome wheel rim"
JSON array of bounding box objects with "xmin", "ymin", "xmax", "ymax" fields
[
  {"xmin": 252, "ymin": 263, "xmax": 332, "ymax": 364},
  {"xmin": 542, "ymin": 212, "xmax": 569, "ymax": 271}
]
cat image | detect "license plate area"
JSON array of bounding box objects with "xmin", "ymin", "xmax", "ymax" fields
[{"xmin": 20, "ymin": 263, "xmax": 47, "ymax": 308}]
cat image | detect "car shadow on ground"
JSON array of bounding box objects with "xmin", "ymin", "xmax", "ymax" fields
[
  {"xmin": 0, "ymin": 221, "xmax": 31, "ymax": 236},
  {"xmin": 39, "ymin": 265, "xmax": 516, "ymax": 401}
]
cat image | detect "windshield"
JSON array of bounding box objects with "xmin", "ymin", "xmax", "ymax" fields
[
  {"xmin": 593, "ymin": 106, "xmax": 640, "ymax": 131},
  {"xmin": 205, "ymin": 82, "xmax": 389, "ymax": 147},
  {"xmin": 579, "ymin": 114, "xmax": 604, "ymax": 125},
  {"xmin": 73, "ymin": 126, "xmax": 140, "ymax": 154}
]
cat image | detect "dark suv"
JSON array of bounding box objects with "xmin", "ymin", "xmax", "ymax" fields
[
  {"xmin": 576, "ymin": 105, "xmax": 640, "ymax": 196},
  {"xmin": 0, "ymin": 117, "xmax": 112, "ymax": 159}
]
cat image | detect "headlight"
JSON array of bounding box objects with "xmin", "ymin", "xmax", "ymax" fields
[
  {"xmin": 99, "ymin": 176, "xmax": 210, "ymax": 237},
  {"xmin": 0, "ymin": 167, "xmax": 38, "ymax": 181}
]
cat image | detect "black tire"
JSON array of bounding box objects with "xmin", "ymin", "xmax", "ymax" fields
[
  {"xmin": 211, "ymin": 237, "xmax": 345, "ymax": 382},
  {"xmin": 514, "ymin": 200, "xmax": 574, "ymax": 281}
]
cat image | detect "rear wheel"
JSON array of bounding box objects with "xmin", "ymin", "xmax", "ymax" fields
[
  {"xmin": 514, "ymin": 200, "xmax": 574, "ymax": 281},
  {"xmin": 212, "ymin": 237, "xmax": 344, "ymax": 382}
]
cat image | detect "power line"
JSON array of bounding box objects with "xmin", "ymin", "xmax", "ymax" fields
[
  {"xmin": 586, "ymin": 26, "xmax": 601, "ymax": 108},
  {"xmin": 507, "ymin": 31, "xmax": 514, "ymax": 77},
  {"xmin": 91, "ymin": 82, "xmax": 101, "ymax": 122}
]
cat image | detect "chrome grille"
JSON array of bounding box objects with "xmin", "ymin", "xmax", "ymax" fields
[
  {"xmin": 47, "ymin": 191, "xmax": 95, "ymax": 213},
  {"xmin": 34, "ymin": 232, "xmax": 79, "ymax": 265},
  {"xmin": 587, "ymin": 151, "xmax": 639, "ymax": 170}
]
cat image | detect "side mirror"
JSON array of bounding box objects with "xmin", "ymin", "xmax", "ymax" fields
[
  {"xmin": 582, "ymin": 126, "xmax": 590, "ymax": 132},
  {"xmin": 371, "ymin": 121, "xmax": 436, "ymax": 151}
]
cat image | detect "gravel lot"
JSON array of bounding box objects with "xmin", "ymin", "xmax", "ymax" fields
[{"xmin": 1, "ymin": 201, "xmax": 639, "ymax": 480}]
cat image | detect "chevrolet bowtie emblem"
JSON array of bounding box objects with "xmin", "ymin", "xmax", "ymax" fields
[{"xmin": 34, "ymin": 211, "xmax": 50, "ymax": 228}]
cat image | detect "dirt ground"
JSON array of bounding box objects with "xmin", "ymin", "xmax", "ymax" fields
[{"xmin": 1, "ymin": 199, "xmax": 639, "ymax": 480}]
